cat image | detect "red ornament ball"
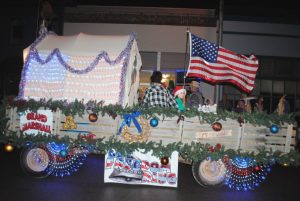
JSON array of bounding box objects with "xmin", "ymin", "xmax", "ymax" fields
[
  {"xmin": 215, "ymin": 143, "xmax": 222, "ymax": 151},
  {"xmin": 160, "ymin": 157, "xmax": 169, "ymax": 165},
  {"xmin": 208, "ymin": 146, "xmax": 215, "ymax": 153},
  {"xmin": 89, "ymin": 113, "xmax": 98, "ymax": 122},
  {"xmin": 212, "ymin": 122, "xmax": 222, "ymax": 131},
  {"xmin": 254, "ymin": 166, "xmax": 261, "ymax": 171}
]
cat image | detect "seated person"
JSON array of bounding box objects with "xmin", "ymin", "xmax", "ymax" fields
[
  {"xmin": 254, "ymin": 96, "xmax": 264, "ymax": 112},
  {"xmin": 142, "ymin": 71, "xmax": 177, "ymax": 108},
  {"xmin": 275, "ymin": 95, "xmax": 290, "ymax": 115},
  {"xmin": 217, "ymin": 93, "xmax": 232, "ymax": 111},
  {"xmin": 205, "ymin": 98, "xmax": 214, "ymax": 106},
  {"xmin": 173, "ymin": 86, "xmax": 187, "ymax": 111},
  {"xmin": 186, "ymin": 81, "xmax": 204, "ymax": 109},
  {"xmin": 233, "ymin": 99, "xmax": 246, "ymax": 113}
]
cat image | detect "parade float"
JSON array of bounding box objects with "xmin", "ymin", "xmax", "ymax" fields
[{"xmin": 0, "ymin": 31, "xmax": 299, "ymax": 191}]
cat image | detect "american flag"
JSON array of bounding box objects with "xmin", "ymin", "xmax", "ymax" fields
[{"xmin": 186, "ymin": 33, "xmax": 259, "ymax": 93}]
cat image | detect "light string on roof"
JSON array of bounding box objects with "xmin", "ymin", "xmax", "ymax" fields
[{"xmin": 17, "ymin": 31, "xmax": 136, "ymax": 104}]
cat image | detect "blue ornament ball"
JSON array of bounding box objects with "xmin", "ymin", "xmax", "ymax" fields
[
  {"xmin": 59, "ymin": 149, "xmax": 68, "ymax": 158},
  {"xmin": 150, "ymin": 118, "xmax": 159, "ymax": 127},
  {"xmin": 270, "ymin": 124, "xmax": 279, "ymax": 134}
]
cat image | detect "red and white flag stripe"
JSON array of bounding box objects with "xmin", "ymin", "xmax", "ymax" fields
[{"xmin": 187, "ymin": 33, "xmax": 259, "ymax": 93}]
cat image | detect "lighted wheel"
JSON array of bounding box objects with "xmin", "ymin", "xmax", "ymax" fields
[
  {"xmin": 192, "ymin": 159, "xmax": 226, "ymax": 187},
  {"xmin": 20, "ymin": 146, "xmax": 52, "ymax": 178}
]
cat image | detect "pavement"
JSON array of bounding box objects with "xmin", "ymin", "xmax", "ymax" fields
[{"xmin": 0, "ymin": 144, "xmax": 300, "ymax": 201}]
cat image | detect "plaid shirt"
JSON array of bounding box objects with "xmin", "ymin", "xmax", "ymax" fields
[{"xmin": 143, "ymin": 83, "xmax": 178, "ymax": 108}]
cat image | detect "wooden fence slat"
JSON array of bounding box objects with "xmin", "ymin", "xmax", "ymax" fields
[{"xmin": 4, "ymin": 108, "xmax": 296, "ymax": 153}]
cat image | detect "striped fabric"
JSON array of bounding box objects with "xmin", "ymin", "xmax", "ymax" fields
[
  {"xmin": 186, "ymin": 33, "xmax": 259, "ymax": 93},
  {"xmin": 23, "ymin": 54, "xmax": 123, "ymax": 104}
]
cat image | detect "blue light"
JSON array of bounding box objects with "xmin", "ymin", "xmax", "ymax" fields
[
  {"xmin": 48, "ymin": 142, "xmax": 68, "ymax": 155},
  {"xmin": 150, "ymin": 118, "xmax": 159, "ymax": 127},
  {"xmin": 59, "ymin": 149, "xmax": 68, "ymax": 158},
  {"xmin": 224, "ymin": 158, "xmax": 272, "ymax": 191},
  {"xmin": 45, "ymin": 147, "xmax": 88, "ymax": 177},
  {"xmin": 270, "ymin": 124, "xmax": 279, "ymax": 134}
]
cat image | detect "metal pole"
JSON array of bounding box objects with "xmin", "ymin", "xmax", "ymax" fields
[
  {"xmin": 35, "ymin": 0, "xmax": 42, "ymax": 38},
  {"xmin": 216, "ymin": 0, "xmax": 224, "ymax": 104},
  {"xmin": 157, "ymin": 52, "xmax": 161, "ymax": 71},
  {"xmin": 183, "ymin": 28, "xmax": 190, "ymax": 87}
]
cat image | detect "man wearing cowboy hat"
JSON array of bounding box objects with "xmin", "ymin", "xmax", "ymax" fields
[{"xmin": 186, "ymin": 81, "xmax": 204, "ymax": 109}]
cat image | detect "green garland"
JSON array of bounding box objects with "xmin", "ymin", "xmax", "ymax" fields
[
  {"xmin": 4, "ymin": 97, "xmax": 295, "ymax": 126},
  {"xmin": 0, "ymin": 97, "xmax": 299, "ymax": 167}
]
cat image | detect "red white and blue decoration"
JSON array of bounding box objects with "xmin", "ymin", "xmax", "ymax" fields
[
  {"xmin": 18, "ymin": 31, "xmax": 139, "ymax": 106},
  {"xmin": 21, "ymin": 142, "xmax": 88, "ymax": 178},
  {"xmin": 45, "ymin": 142, "xmax": 88, "ymax": 177},
  {"xmin": 104, "ymin": 149, "xmax": 178, "ymax": 187},
  {"xmin": 224, "ymin": 157, "xmax": 271, "ymax": 191}
]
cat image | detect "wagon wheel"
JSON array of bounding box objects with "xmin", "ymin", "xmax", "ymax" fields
[
  {"xmin": 20, "ymin": 146, "xmax": 52, "ymax": 178},
  {"xmin": 192, "ymin": 159, "xmax": 226, "ymax": 187}
]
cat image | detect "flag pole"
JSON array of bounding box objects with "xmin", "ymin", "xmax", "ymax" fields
[
  {"xmin": 183, "ymin": 28, "xmax": 190, "ymax": 87},
  {"xmin": 215, "ymin": 0, "xmax": 224, "ymax": 105}
]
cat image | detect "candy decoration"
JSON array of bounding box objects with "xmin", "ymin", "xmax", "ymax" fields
[
  {"xmin": 150, "ymin": 118, "xmax": 159, "ymax": 127},
  {"xmin": 88, "ymin": 113, "xmax": 98, "ymax": 122},
  {"xmin": 270, "ymin": 124, "xmax": 279, "ymax": 134},
  {"xmin": 212, "ymin": 122, "xmax": 222, "ymax": 131}
]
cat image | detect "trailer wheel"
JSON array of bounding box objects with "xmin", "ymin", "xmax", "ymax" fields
[
  {"xmin": 192, "ymin": 159, "xmax": 226, "ymax": 187},
  {"xmin": 20, "ymin": 146, "xmax": 52, "ymax": 178}
]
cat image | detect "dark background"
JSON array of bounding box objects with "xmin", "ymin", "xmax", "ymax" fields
[
  {"xmin": 1, "ymin": 144, "xmax": 300, "ymax": 201},
  {"xmin": 1, "ymin": 0, "xmax": 299, "ymax": 99}
]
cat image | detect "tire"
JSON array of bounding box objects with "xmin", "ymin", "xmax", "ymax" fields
[
  {"xmin": 192, "ymin": 159, "xmax": 226, "ymax": 187},
  {"xmin": 20, "ymin": 146, "xmax": 52, "ymax": 178}
]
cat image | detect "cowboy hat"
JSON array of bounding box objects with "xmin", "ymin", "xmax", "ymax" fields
[{"xmin": 190, "ymin": 81, "xmax": 200, "ymax": 88}]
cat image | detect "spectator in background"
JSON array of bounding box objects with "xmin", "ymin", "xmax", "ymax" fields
[
  {"xmin": 186, "ymin": 81, "xmax": 204, "ymax": 109},
  {"xmin": 218, "ymin": 93, "xmax": 232, "ymax": 111},
  {"xmin": 167, "ymin": 80, "xmax": 175, "ymax": 95},
  {"xmin": 284, "ymin": 96, "xmax": 291, "ymax": 113},
  {"xmin": 275, "ymin": 95, "xmax": 290, "ymax": 115},
  {"xmin": 142, "ymin": 71, "xmax": 178, "ymax": 108},
  {"xmin": 254, "ymin": 96, "xmax": 264, "ymax": 112},
  {"xmin": 233, "ymin": 99, "xmax": 246, "ymax": 113},
  {"xmin": 206, "ymin": 98, "xmax": 214, "ymax": 106}
]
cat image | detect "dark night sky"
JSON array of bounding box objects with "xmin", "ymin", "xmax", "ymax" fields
[
  {"xmin": 75, "ymin": 0, "xmax": 299, "ymax": 25},
  {"xmin": 4, "ymin": 0, "xmax": 300, "ymax": 24}
]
